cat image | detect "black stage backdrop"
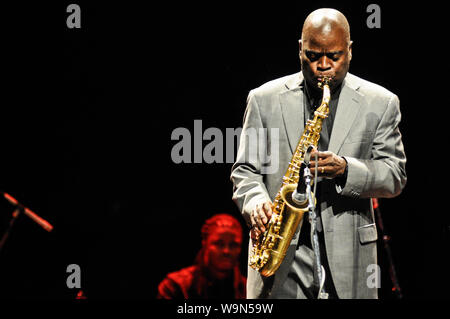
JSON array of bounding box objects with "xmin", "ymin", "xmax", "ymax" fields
[{"xmin": 0, "ymin": 1, "xmax": 448, "ymax": 301}]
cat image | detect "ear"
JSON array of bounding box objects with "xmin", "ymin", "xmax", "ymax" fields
[
  {"xmin": 298, "ymin": 39, "xmax": 302, "ymax": 53},
  {"xmin": 348, "ymin": 40, "xmax": 353, "ymax": 61}
]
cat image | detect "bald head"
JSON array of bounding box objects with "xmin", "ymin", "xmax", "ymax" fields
[
  {"xmin": 299, "ymin": 8, "xmax": 353, "ymax": 93},
  {"xmin": 302, "ymin": 9, "xmax": 350, "ymax": 45}
]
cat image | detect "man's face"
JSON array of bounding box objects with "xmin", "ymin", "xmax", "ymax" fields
[{"xmin": 300, "ymin": 26, "xmax": 352, "ymax": 92}]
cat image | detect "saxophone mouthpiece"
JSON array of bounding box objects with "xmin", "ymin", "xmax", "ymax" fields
[{"xmin": 318, "ymin": 76, "xmax": 332, "ymax": 88}]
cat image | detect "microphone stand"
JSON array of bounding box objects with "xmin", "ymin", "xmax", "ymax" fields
[
  {"xmin": 304, "ymin": 165, "xmax": 328, "ymax": 299},
  {"xmin": 0, "ymin": 208, "xmax": 21, "ymax": 254},
  {"xmin": 372, "ymin": 198, "xmax": 403, "ymax": 299},
  {"xmin": 0, "ymin": 192, "xmax": 53, "ymax": 255}
]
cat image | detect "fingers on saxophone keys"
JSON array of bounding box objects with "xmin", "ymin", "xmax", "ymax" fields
[
  {"xmin": 250, "ymin": 210, "xmax": 261, "ymax": 233},
  {"xmin": 250, "ymin": 227, "xmax": 261, "ymax": 241},
  {"xmin": 253, "ymin": 206, "xmax": 266, "ymax": 233},
  {"xmin": 263, "ymin": 202, "xmax": 273, "ymax": 219},
  {"xmin": 256, "ymin": 215, "xmax": 266, "ymax": 233},
  {"xmin": 259, "ymin": 206, "xmax": 268, "ymax": 225}
]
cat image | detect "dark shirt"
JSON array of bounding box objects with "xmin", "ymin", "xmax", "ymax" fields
[{"xmin": 302, "ymin": 80, "xmax": 341, "ymax": 151}]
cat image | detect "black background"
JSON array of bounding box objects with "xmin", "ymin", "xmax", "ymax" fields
[{"xmin": 0, "ymin": 1, "xmax": 448, "ymax": 301}]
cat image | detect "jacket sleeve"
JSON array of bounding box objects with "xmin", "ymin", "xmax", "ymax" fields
[
  {"xmin": 230, "ymin": 91, "xmax": 271, "ymax": 227},
  {"xmin": 336, "ymin": 94, "xmax": 407, "ymax": 198}
]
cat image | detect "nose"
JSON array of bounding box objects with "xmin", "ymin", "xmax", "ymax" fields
[
  {"xmin": 317, "ymin": 55, "xmax": 331, "ymax": 71},
  {"xmin": 222, "ymin": 245, "xmax": 231, "ymax": 254}
]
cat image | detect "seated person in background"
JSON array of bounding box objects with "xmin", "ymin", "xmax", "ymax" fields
[{"xmin": 157, "ymin": 214, "xmax": 246, "ymax": 299}]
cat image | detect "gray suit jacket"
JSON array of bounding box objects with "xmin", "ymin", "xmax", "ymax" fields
[{"xmin": 231, "ymin": 72, "xmax": 407, "ymax": 299}]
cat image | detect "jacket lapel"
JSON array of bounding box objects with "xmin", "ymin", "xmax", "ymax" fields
[
  {"xmin": 328, "ymin": 74, "xmax": 363, "ymax": 154},
  {"xmin": 279, "ymin": 73, "xmax": 304, "ymax": 154},
  {"xmin": 279, "ymin": 73, "xmax": 363, "ymax": 155}
]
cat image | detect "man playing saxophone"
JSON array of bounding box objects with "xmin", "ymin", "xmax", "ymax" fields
[{"xmin": 231, "ymin": 8, "xmax": 406, "ymax": 299}]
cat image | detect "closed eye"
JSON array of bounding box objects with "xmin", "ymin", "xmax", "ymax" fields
[
  {"xmin": 326, "ymin": 52, "xmax": 343, "ymax": 61},
  {"xmin": 305, "ymin": 50, "xmax": 320, "ymax": 62},
  {"xmin": 305, "ymin": 50, "xmax": 343, "ymax": 62}
]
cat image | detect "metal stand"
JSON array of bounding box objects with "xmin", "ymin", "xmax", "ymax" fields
[
  {"xmin": 372, "ymin": 198, "xmax": 403, "ymax": 299},
  {"xmin": 0, "ymin": 208, "xmax": 21, "ymax": 254},
  {"xmin": 304, "ymin": 166, "xmax": 328, "ymax": 299},
  {"xmin": 0, "ymin": 191, "xmax": 53, "ymax": 255}
]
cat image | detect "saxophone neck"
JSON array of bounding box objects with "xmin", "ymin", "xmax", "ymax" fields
[
  {"xmin": 314, "ymin": 78, "xmax": 331, "ymax": 116},
  {"xmin": 320, "ymin": 84, "xmax": 331, "ymax": 108},
  {"xmin": 318, "ymin": 76, "xmax": 331, "ymax": 105}
]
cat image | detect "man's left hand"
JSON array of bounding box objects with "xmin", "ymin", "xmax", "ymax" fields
[{"xmin": 310, "ymin": 150, "xmax": 347, "ymax": 179}]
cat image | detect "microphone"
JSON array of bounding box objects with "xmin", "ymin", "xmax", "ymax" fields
[
  {"xmin": 292, "ymin": 146, "xmax": 314, "ymax": 206},
  {"xmin": 292, "ymin": 162, "xmax": 308, "ymax": 205},
  {"xmin": 2, "ymin": 191, "xmax": 54, "ymax": 232}
]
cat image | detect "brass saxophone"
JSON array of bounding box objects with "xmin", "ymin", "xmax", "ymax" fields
[{"xmin": 249, "ymin": 77, "xmax": 331, "ymax": 277}]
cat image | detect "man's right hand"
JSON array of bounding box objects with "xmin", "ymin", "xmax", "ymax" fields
[{"xmin": 250, "ymin": 201, "xmax": 273, "ymax": 241}]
